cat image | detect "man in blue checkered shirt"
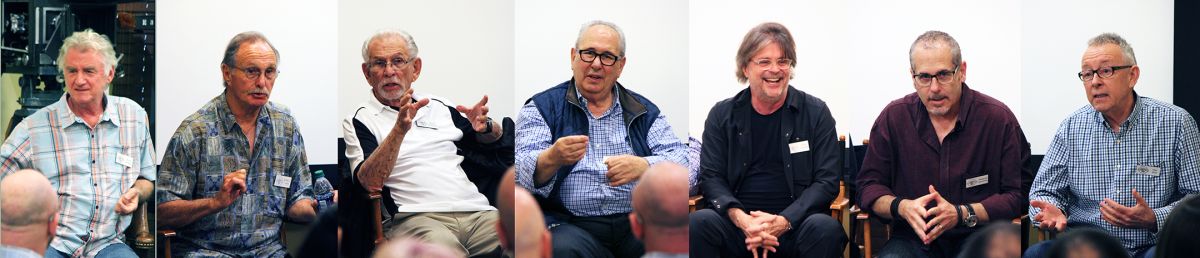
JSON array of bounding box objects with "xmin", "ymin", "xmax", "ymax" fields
[
  {"xmin": 1025, "ymin": 33, "xmax": 1200, "ymax": 258},
  {"xmin": 515, "ymin": 20, "xmax": 688, "ymax": 258}
]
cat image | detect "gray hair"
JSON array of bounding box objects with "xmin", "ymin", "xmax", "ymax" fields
[
  {"xmin": 908, "ymin": 30, "xmax": 962, "ymax": 70},
  {"xmin": 361, "ymin": 29, "xmax": 419, "ymax": 62},
  {"xmin": 1087, "ymin": 33, "xmax": 1137, "ymax": 65},
  {"xmin": 735, "ymin": 22, "xmax": 797, "ymax": 84},
  {"xmin": 221, "ymin": 31, "xmax": 280, "ymax": 69},
  {"xmin": 575, "ymin": 20, "xmax": 626, "ymax": 56},
  {"xmin": 57, "ymin": 29, "xmax": 118, "ymax": 77}
]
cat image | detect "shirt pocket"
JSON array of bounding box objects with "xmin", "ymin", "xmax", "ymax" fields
[{"xmin": 788, "ymin": 137, "xmax": 813, "ymax": 188}]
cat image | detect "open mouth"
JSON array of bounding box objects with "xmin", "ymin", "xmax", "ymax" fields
[
  {"xmin": 1092, "ymin": 93, "xmax": 1109, "ymax": 101},
  {"xmin": 250, "ymin": 92, "xmax": 269, "ymax": 99},
  {"xmin": 382, "ymin": 82, "xmax": 402, "ymax": 90}
]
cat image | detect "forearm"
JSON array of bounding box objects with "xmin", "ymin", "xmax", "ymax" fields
[
  {"xmin": 871, "ymin": 195, "xmax": 898, "ymax": 220},
  {"xmin": 968, "ymin": 203, "xmax": 991, "ymax": 222},
  {"xmin": 133, "ymin": 179, "xmax": 154, "ymax": 203},
  {"xmin": 158, "ymin": 199, "xmax": 222, "ymax": 228},
  {"xmin": 287, "ymin": 199, "xmax": 318, "ymax": 223},
  {"xmin": 533, "ymin": 151, "xmax": 560, "ymax": 186},
  {"xmin": 357, "ymin": 125, "xmax": 405, "ymax": 186}
]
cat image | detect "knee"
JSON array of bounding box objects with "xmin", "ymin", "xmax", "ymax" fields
[
  {"xmin": 550, "ymin": 225, "xmax": 606, "ymax": 257},
  {"xmin": 690, "ymin": 209, "xmax": 722, "ymax": 226},
  {"xmin": 802, "ymin": 213, "xmax": 845, "ymax": 238}
]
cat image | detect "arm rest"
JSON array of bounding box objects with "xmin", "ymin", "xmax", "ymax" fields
[
  {"xmin": 689, "ymin": 195, "xmax": 703, "ymax": 213},
  {"xmin": 370, "ymin": 192, "xmax": 386, "ymax": 244}
]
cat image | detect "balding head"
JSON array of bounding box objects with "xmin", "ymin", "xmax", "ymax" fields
[
  {"xmin": 631, "ymin": 162, "xmax": 689, "ymax": 253},
  {"xmin": 496, "ymin": 168, "xmax": 516, "ymax": 252},
  {"xmin": 1, "ymin": 169, "xmax": 59, "ymax": 253},
  {"xmin": 514, "ymin": 187, "xmax": 550, "ymax": 258}
]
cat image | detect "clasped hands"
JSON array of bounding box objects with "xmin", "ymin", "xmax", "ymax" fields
[{"xmin": 730, "ymin": 208, "xmax": 790, "ymax": 258}]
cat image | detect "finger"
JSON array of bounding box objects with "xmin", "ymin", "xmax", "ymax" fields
[
  {"xmin": 1132, "ymin": 188, "xmax": 1149, "ymax": 207},
  {"xmin": 413, "ymin": 98, "xmax": 430, "ymax": 111},
  {"xmin": 455, "ymin": 105, "xmax": 472, "ymax": 114},
  {"xmin": 751, "ymin": 246, "xmax": 759, "ymax": 258},
  {"xmin": 906, "ymin": 216, "xmax": 928, "ymax": 241},
  {"xmin": 475, "ymin": 95, "xmax": 489, "ymax": 109}
]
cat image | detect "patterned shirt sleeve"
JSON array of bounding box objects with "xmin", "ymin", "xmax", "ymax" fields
[
  {"xmin": 157, "ymin": 125, "xmax": 196, "ymax": 204},
  {"xmin": 514, "ymin": 101, "xmax": 556, "ymax": 196},
  {"xmin": 642, "ymin": 112, "xmax": 688, "ymax": 167},
  {"xmin": 1028, "ymin": 118, "xmax": 1073, "ymax": 225},
  {"xmin": 287, "ymin": 127, "xmax": 314, "ymax": 208}
]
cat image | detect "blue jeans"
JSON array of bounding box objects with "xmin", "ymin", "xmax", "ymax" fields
[
  {"xmin": 45, "ymin": 243, "xmax": 137, "ymax": 258},
  {"xmin": 1023, "ymin": 240, "xmax": 1155, "ymax": 258}
]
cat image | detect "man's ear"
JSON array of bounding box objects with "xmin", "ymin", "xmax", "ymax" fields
[
  {"xmin": 541, "ymin": 231, "xmax": 552, "ymax": 258},
  {"xmin": 410, "ymin": 58, "xmax": 423, "ymax": 82},
  {"xmin": 629, "ymin": 212, "xmax": 644, "ymax": 240},
  {"xmin": 221, "ymin": 63, "xmax": 233, "ymax": 87}
]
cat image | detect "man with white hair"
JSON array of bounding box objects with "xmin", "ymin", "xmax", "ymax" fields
[
  {"xmin": 343, "ymin": 29, "xmax": 511, "ymax": 257},
  {"xmin": 1, "ymin": 169, "xmax": 61, "ymax": 258},
  {"xmin": 0, "ymin": 29, "xmax": 156, "ymax": 258}
]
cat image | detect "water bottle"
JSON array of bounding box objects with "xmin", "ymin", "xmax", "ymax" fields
[{"xmin": 313, "ymin": 170, "xmax": 334, "ymax": 212}]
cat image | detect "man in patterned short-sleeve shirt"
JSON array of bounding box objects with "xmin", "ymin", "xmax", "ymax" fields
[{"xmin": 156, "ymin": 31, "xmax": 317, "ymax": 258}]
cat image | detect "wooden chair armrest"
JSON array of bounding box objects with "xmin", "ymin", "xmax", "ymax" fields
[
  {"xmin": 689, "ymin": 195, "xmax": 703, "ymax": 212},
  {"xmin": 370, "ymin": 192, "xmax": 386, "ymax": 245}
]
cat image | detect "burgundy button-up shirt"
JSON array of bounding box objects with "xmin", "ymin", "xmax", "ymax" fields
[{"xmin": 857, "ymin": 84, "xmax": 1031, "ymax": 236}]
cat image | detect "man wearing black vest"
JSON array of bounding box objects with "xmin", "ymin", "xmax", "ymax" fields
[
  {"xmin": 514, "ymin": 20, "xmax": 689, "ymax": 258},
  {"xmin": 689, "ymin": 22, "xmax": 847, "ymax": 258}
]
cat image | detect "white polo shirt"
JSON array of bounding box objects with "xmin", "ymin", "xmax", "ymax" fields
[{"xmin": 343, "ymin": 93, "xmax": 494, "ymax": 213}]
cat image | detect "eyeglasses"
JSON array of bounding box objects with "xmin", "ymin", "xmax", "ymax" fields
[
  {"xmin": 1078, "ymin": 65, "xmax": 1133, "ymax": 81},
  {"xmin": 368, "ymin": 56, "xmax": 417, "ymax": 71},
  {"xmin": 578, "ymin": 49, "xmax": 621, "ymax": 66},
  {"xmin": 752, "ymin": 58, "xmax": 793, "ymax": 71},
  {"xmin": 912, "ymin": 66, "xmax": 959, "ymax": 86},
  {"xmin": 235, "ymin": 66, "xmax": 279, "ymax": 80}
]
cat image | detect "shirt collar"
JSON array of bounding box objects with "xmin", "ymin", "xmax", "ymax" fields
[
  {"xmin": 1092, "ymin": 90, "xmax": 1143, "ymax": 129},
  {"xmin": 574, "ymin": 83, "xmax": 623, "ymax": 116},
  {"xmin": 55, "ymin": 93, "xmax": 118, "ymax": 129},
  {"xmin": 215, "ymin": 91, "xmax": 272, "ymax": 134}
]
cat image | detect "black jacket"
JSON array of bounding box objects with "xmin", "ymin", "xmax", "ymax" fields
[{"xmin": 699, "ymin": 86, "xmax": 840, "ymax": 227}]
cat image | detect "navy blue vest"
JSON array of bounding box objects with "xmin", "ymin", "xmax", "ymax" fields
[{"xmin": 526, "ymin": 79, "xmax": 660, "ymax": 216}]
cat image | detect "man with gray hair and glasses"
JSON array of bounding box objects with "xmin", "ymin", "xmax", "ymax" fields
[
  {"xmin": 343, "ymin": 29, "xmax": 509, "ymax": 257},
  {"xmin": 0, "ymin": 29, "xmax": 156, "ymax": 258},
  {"xmin": 857, "ymin": 30, "xmax": 1031, "ymax": 258},
  {"xmin": 157, "ymin": 31, "xmax": 318, "ymax": 257},
  {"xmin": 516, "ymin": 20, "xmax": 688, "ymax": 257},
  {"xmin": 1025, "ymin": 33, "xmax": 1200, "ymax": 258}
]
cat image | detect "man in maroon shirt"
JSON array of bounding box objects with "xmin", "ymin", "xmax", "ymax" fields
[{"xmin": 855, "ymin": 30, "xmax": 1032, "ymax": 258}]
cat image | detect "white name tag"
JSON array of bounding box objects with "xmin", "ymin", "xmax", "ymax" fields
[
  {"xmin": 788, "ymin": 141, "xmax": 810, "ymax": 154},
  {"xmin": 415, "ymin": 119, "xmax": 435, "ymax": 128},
  {"xmin": 115, "ymin": 154, "xmax": 133, "ymax": 168},
  {"xmin": 274, "ymin": 175, "xmax": 292, "ymax": 188},
  {"xmin": 1136, "ymin": 165, "xmax": 1161, "ymax": 177},
  {"xmin": 966, "ymin": 174, "xmax": 989, "ymax": 188}
]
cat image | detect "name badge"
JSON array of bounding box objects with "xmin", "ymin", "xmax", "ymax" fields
[
  {"xmin": 274, "ymin": 175, "xmax": 292, "ymax": 188},
  {"xmin": 788, "ymin": 141, "xmax": 810, "ymax": 154},
  {"xmin": 115, "ymin": 153, "xmax": 133, "ymax": 168},
  {"xmin": 966, "ymin": 174, "xmax": 989, "ymax": 188},
  {"xmin": 1136, "ymin": 165, "xmax": 1161, "ymax": 177},
  {"xmin": 415, "ymin": 119, "xmax": 436, "ymax": 129}
]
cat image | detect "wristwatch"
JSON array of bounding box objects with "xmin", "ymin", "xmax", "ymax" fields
[
  {"xmin": 962, "ymin": 204, "xmax": 978, "ymax": 228},
  {"xmin": 479, "ymin": 117, "xmax": 494, "ymax": 134}
]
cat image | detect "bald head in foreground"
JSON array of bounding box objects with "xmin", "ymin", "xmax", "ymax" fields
[
  {"xmin": 1, "ymin": 169, "xmax": 60, "ymax": 257},
  {"xmin": 631, "ymin": 162, "xmax": 690, "ymax": 257}
]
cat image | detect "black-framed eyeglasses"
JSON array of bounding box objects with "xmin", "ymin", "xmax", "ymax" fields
[
  {"xmin": 235, "ymin": 66, "xmax": 279, "ymax": 80},
  {"xmin": 578, "ymin": 49, "xmax": 621, "ymax": 66},
  {"xmin": 1078, "ymin": 65, "xmax": 1133, "ymax": 81},
  {"xmin": 912, "ymin": 65, "xmax": 959, "ymax": 86},
  {"xmin": 368, "ymin": 55, "xmax": 416, "ymax": 71}
]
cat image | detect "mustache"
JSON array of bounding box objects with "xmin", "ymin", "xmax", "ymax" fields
[
  {"xmin": 248, "ymin": 88, "xmax": 269, "ymax": 95},
  {"xmin": 928, "ymin": 94, "xmax": 948, "ymax": 100}
]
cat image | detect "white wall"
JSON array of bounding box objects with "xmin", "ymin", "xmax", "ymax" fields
[
  {"xmin": 157, "ymin": 0, "xmax": 339, "ymax": 164},
  {"xmin": 1021, "ymin": 0, "xmax": 1173, "ymax": 154},
  {"xmin": 514, "ymin": 0, "xmax": 690, "ymax": 140},
  {"xmin": 690, "ymin": 0, "xmax": 1172, "ymax": 154},
  {"xmin": 337, "ymin": 0, "xmax": 516, "ymax": 127}
]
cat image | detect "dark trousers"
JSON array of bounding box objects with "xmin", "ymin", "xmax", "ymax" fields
[
  {"xmin": 876, "ymin": 233, "xmax": 965, "ymax": 258},
  {"xmin": 549, "ymin": 212, "xmax": 644, "ymax": 258},
  {"xmin": 689, "ymin": 209, "xmax": 847, "ymax": 258}
]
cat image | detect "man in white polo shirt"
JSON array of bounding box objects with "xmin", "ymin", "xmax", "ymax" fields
[{"xmin": 342, "ymin": 29, "xmax": 512, "ymax": 257}]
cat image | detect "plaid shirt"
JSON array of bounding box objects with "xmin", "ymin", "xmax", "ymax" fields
[
  {"xmin": 0, "ymin": 94, "xmax": 156, "ymax": 258},
  {"xmin": 515, "ymin": 87, "xmax": 688, "ymax": 216},
  {"xmin": 157, "ymin": 93, "xmax": 313, "ymax": 258},
  {"xmin": 1029, "ymin": 95, "xmax": 1200, "ymax": 254}
]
